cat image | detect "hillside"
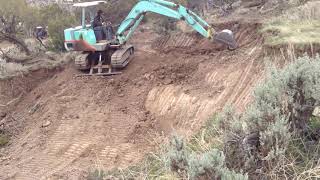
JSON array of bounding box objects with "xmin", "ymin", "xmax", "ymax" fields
[{"xmin": 0, "ymin": 0, "xmax": 319, "ymax": 179}]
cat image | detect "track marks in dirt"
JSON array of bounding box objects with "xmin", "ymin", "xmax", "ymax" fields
[
  {"xmin": 0, "ymin": 22, "xmax": 265, "ymax": 179},
  {"xmin": 152, "ymin": 34, "xmax": 196, "ymax": 51},
  {"xmin": 146, "ymin": 22, "xmax": 264, "ymax": 133},
  {"xmin": 99, "ymin": 143, "xmax": 140, "ymax": 168}
]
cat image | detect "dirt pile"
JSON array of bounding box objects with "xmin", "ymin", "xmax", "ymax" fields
[{"xmin": 0, "ymin": 21, "xmax": 265, "ymax": 179}]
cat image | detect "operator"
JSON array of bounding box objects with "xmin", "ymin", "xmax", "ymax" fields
[
  {"xmin": 93, "ymin": 10, "xmax": 113, "ymax": 41},
  {"xmin": 105, "ymin": 21, "xmax": 114, "ymax": 41},
  {"xmin": 34, "ymin": 26, "xmax": 47, "ymax": 48}
]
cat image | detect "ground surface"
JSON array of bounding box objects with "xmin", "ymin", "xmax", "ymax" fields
[{"xmin": 0, "ymin": 20, "xmax": 264, "ymax": 179}]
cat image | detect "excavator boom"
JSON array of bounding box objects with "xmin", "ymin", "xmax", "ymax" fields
[{"xmin": 116, "ymin": 0, "xmax": 237, "ymax": 49}]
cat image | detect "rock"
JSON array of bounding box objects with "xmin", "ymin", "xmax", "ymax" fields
[
  {"xmin": 0, "ymin": 112, "xmax": 7, "ymax": 118},
  {"xmin": 42, "ymin": 121, "xmax": 51, "ymax": 128},
  {"xmin": 139, "ymin": 117, "xmax": 147, "ymax": 122},
  {"xmin": 313, "ymin": 107, "xmax": 320, "ymax": 117},
  {"xmin": 144, "ymin": 73, "xmax": 155, "ymax": 81},
  {"xmin": 158, "ymin": 75, "xmax": 165, "ymax": 79},
  {"xmin": 177, "ymin": 73, "xmax": 185, "ymax": 79},
  {"xmin": 45, "ymin": 51, "xmax": 57, "ymax": 60},
  {"xmin": 144, "ymin": 73, "xmax": 151, "ymax": 80},
  {"xmin": 136, "ymin": 81, "xmax": 144, "ymax": 87},
  {"xmin": 164, "ymin": 79, "xmax": 173, "ymax": 85},
  {"xmin": 170, "ymin": 73, "xmax": 177, "ymax": 79},
  {"xmin": 118, "ymin": 94, "xmax": 125, "ymax": 97},
  {"xmin": 144, "ymin": 111, "xmax": 150, "ymax": 115},
  {"xmin": 109, "ymin": 78, "xmax": 115, "ymax": 85}
]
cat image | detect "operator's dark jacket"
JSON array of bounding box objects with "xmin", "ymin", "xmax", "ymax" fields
[
  {"xmin": 93, "ymin": 15, "xmax": 103, "ymax": 28},
  {"xmin": 93, "ymin": 14, "xmax": 114, "ymax": 40}
]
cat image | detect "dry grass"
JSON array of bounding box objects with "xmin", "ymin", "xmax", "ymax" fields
[
  {"xmin": 0, "ymin": 62, "xmax": 26, "ymax": 79},
  {"xmin": 263, "ymin": 20, "xmax": 320, "ymax": 45},
  {"xmin": 262, "ymin": 1, "xmax": 320, "ymax": 46},
  {"xmin": 102, "ymin": 116, "xmax": 226, "ymax": 179}
]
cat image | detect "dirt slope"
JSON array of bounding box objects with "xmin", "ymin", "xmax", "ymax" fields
[{"xmin": 0, "ymin": 21, "xmax": 264, "ymax": 179}]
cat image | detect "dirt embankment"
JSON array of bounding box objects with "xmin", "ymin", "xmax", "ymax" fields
[{"xmin": 0, "ymin": 21, "xmax": 264, "ymax": 179}]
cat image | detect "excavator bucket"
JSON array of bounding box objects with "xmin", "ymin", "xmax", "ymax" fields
[{"xmin": 214, "ymin": 29, "xmax": 237, "ymax": 50}]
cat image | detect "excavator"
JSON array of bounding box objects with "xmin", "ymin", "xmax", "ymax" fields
[{"xmin": 64, "ymin": 0, "xmax": 237, "ymax": 76}]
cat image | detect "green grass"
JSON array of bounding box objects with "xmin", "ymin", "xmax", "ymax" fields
[
  {"xmin": 0, "ymin": 134, "xmax": 9, "ymax": 147},
  {"xmin": 309, "ymin": 116, "xmax": 320, "ymax": 130},
  {"xmin": 87, "ymin": 169, "xmax": 105, "ymax": 180},
  {"xmin": 262, "ymin": 20, "xmax": 320, "ymax": 46}
]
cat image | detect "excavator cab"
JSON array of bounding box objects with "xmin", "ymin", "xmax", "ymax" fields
[{"xmin": 64, "ymin": 1, "xmax": 108, "ymax": 51}]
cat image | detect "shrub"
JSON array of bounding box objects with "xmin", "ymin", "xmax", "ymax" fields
[
  {"xmin": 87, "ymin": 169, "xmax": 105, "ymax": 180},
  {"xmin": 168, "ymin": 135, "xmax": 248, "ymax": 179},
  {"xmin": 154, "ymin": 17, "xmax": 178, "ymax": 35},
  {"xmin": 38, "ymin": 4, "xmax": 76, "ymax": 51},
  {"xmin": 221, "ymin": 55, "xmax": 320, "ymax": 178},
  {"xmin": 167, "ymin": 135, "xmax": 189, "ymax": 175},
  {"xmin": 47, "ymin": 16, "xmax": 76, "ymax": 51}
]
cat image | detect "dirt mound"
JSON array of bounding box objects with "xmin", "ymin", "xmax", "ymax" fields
[
  {"xmin": 0, "ymin": 21, "xmax": 264, "ymax": 179},
  {"xmin": 152, "ymin": 22, "xmax": 262, "ymax": 55}
]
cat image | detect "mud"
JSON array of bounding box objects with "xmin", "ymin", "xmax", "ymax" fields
[{"xmin": 0, "ymin": 21, "xmax": 265, "ymax": 179}]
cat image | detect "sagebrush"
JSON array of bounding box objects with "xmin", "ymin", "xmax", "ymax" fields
[{"xmin": 219, "ymin": 55, "xmax": 320, "ymax": 179}]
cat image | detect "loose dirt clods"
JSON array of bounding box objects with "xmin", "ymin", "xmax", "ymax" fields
[{"xmin": 0, "ymin": 21, "xmax": 264, "ymax": 179}]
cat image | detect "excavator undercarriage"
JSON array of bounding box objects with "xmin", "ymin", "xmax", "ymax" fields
[{"xmin": 74, "ymin": 45, "xmax": 134, "ymax": 76}]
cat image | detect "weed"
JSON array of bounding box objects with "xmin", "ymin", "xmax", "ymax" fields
[
  {"xmin": 0, "ymin": 134, "xmax": 9, "ymax": 147},
  {"xmin": 309, "ymin": 116, "xmax": 320, "ymax": 130},
  {"xmin": 87, "ymin": 169, "xmax": 105, "ymax": 180}
]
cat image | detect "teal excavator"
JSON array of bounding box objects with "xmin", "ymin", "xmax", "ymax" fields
[{"xmin": 64, "ymin": 0, "xmax": 237, "ymax": 76}]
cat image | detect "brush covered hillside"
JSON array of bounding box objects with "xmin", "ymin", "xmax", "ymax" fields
[{"xmin": 0, "ymin": 0, "xmax": 320, "ymax": 179}]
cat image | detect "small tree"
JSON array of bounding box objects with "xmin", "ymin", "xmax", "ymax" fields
[
  {"xmin": 0, "ymin": 0, "xmax": 36, "ymax": 55},
  {"xmin": 38, "ymin": 4, "xmax": 76, "ymax": 51}
]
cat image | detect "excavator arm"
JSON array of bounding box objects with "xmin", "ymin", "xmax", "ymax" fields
[{"xmin": 116, "ymin": 0, "xmax": 237, "ymax": 49}]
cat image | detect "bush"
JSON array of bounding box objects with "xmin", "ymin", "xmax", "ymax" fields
[
  {"xmin": 101, "ymin": 55, "xmax": 320, "ymax": 179},
  {"xmin": 38, "ymin": 5, "xmax": 76, "ymax": 51},
  {"xmin": 87, "ymin": 169, "xmax": 105, "ymax": 180},
  {"xmin": 154, "ymin": 17, "xmax": 178, "ymax": 35},
  {"xmin": 168, "ymin": 135, "xmax": 248, "ymax": 180},
  {"xmin": 47, "ymin": 16, "xmax": 76, "ymax": 51},
  {"xmin": 220, "ymin": 55, "xmax": 320, "ymax": 178}
]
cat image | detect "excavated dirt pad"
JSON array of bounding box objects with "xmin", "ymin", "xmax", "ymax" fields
[
  {"xmin": 0, "ymin": 22, "xmax": 264, "ymax": 179},
  {"xmin": 148, "ymin": 22, "xmax": 264, "ymax": 133}
]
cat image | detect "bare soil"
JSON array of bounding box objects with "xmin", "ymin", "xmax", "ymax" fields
[{"xmin": 0, "ymin": 21, "xmax": 264, "ymax": 179}]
